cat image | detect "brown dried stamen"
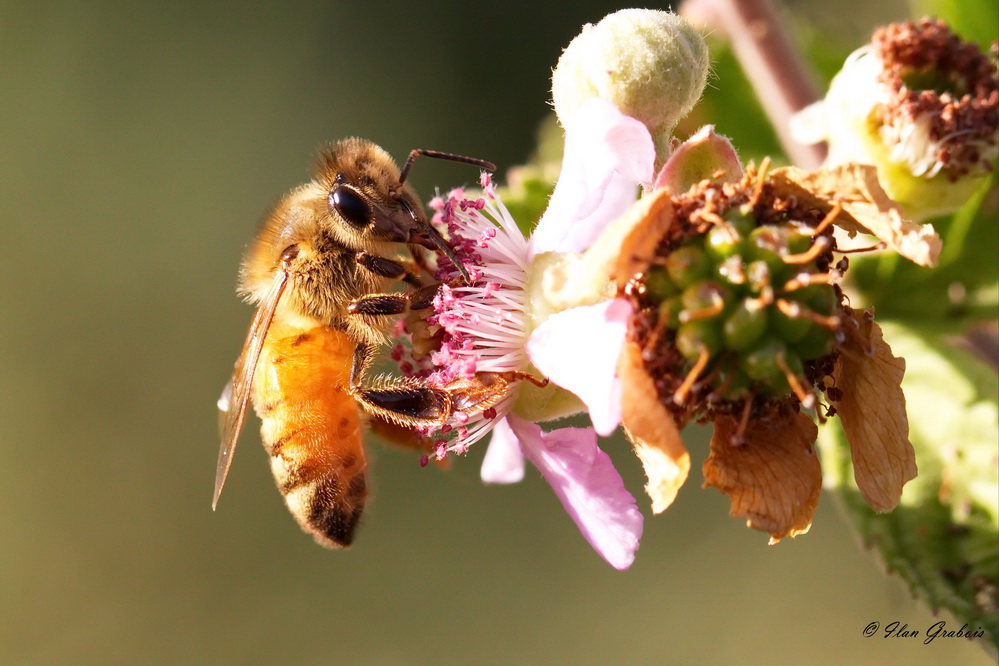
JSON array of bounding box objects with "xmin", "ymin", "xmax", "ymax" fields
[
  {"xmin": 733, "ymin": 396, "xmax": 753, "ymax": 445},
  {"xmin": 673, "ymin": 347, "xmax": 711, "ymax": 406},
  {"xmin": 806, "ymin": 202, "xmax": 841, "ymax": 237},
  {"xmin": 775, "ymin": 298, "xmax": 841, "ymax": 330},
  {"xmin": 835, "ymin": 242, "xmax": 888, "ymax": 254},
  {"xmin": 781, "ymin": 272, "xmax": 837, "ymax": 291},
  {"xmin": 783, "ymin": 236, "xmax": 832, "ymax": 264},
  {"xmin": 745, "ymin": 157, "xmax": 771, "ymax": 210},
  {"xmin": 775, "ymin": 352, "xmax": 815, "ymax": 408}
]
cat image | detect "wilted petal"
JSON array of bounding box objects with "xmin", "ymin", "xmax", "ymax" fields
[
  {"xmin": 509, "ymin": 415, "xmax": 643, "ymax": 570},
  {"xmin": 618, "ymin": 339, "xmax": 690, "ymax": 513},
  {"xmin": 480, "ymin": 417, "xmax": 526, "ymax": 484},
  {"xmin": 703, "ymin": 412, "xmax": 822, "ymax": 543},
  {"xmin": 830, "ymin": 309, "xmax": 916, "ymax": 512},
  {"xmin": 530, "ymin": 98, "xmax": 655, "ymax": 256},
  {"xmin": 654, "ymin": 125, "xmax": 743, "ymax": 193},
  {"xmin": 526, "ymin": 299, "xmax": 631, "ymax": 436},
  {"xmin": 768, "ymin": 164, "xmax": 941, "ymax": 266}
]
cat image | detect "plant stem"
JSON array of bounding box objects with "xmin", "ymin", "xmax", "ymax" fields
[{"xmin": 688, "ymin": 0, "xmax": 827, "ymax": 168}]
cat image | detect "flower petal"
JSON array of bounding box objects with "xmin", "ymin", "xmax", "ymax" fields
[
  {"xmin": 526, "ymin": 299, "xmax": 631, "ymax": 436},
  {"xmin": 508, "ymin": 415, "xmax": 643, "ymax": 569},
  {"xmin": 830, "ymin": 308, "xmax": 916, "ymax": 512},
  {"xmin": 789, "ymin": 100, "xmax": 830, "ymax": 146},
  {"xmin": 618, "ymin": 339, "xmax": 690, "ymax": 513},
  {"xmin": 529, "ymin": 98, "xmax": 655, "ymax": 256},
  {"xmin": 768, "ymin": 164, "xmax": 942, "ymax": 266},
  {"xmin": 703, "ymin": 412, "xmax": 822, "ymax": 543},
  {"xmin": 480, "ymin": 417, "xmax": 526, "ymax": 484}
]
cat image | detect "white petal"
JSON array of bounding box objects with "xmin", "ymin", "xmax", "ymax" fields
[
  {"xmin": 526, "ymin": 299, "xmax": 632, "ymax": 436},
  {"xmin": 480, "ymin": 417, "xmax": 526, "ymax": 484},
  {"xmin": 789, "ymin": 101, "xmax": 829, "ymax": 146}
]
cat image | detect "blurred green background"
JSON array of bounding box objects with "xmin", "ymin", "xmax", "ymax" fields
[{"xmin": 0, "ymin": 1, "xmax": 991, "ymax": 663}]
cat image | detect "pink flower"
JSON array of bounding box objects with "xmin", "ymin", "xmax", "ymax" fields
[
  {"xmin": 529, "ymin": 99, "xmax": 656, "ymax": 256},
  {"xmin": 489, "ymin": 417, "xmax": 642, "ymax": 571},
  {"xmin": 398, "ymin": 99, "xmax": 654, "ymax": 569}
]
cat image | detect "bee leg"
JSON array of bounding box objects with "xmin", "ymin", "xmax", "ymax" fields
[
  {"xmin": 346, "ymin": 294, "xmax": 409, "ymax": 316},
  {"xmin": 347, "ymin": 283, "xmax": 441, "ymax": 316},
  {"xmin": 407, "ymin": 283, "xmax": 441, "ymax": 310},
  {"xmin": 367, "ymin": 413, "xmax": 434, "ymax": 453},
  {"xmin": 356, "ymin": 252, "xmax": 423, "ymax": 288},
  {"xmin": 349, "ymin": 344, "xmax": 451, "ymax": 425}
]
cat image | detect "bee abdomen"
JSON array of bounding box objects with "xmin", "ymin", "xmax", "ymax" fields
[
  {"xmin": 253, "ymin": 324, "xmax": 368, "ymax": 548},
  {"xmin": 261, "ymin": 407, "xmax": 368, "ymax": 549},
  {"xmin": 285, "ymin": 472, "xmax": 367, "ymax": 547},
  {"xmin": 279, "ymin": 463, "xmax": 367, "ymax": 548}
]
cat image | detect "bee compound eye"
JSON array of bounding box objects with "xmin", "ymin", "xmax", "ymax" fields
[{"xmin": 329, "ymin": 185, "xmax": 371, "ymax": 228}]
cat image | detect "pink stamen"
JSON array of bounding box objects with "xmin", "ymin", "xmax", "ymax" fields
[
  {"xmin": 434, "ymin": 441, "xmax": 448, "ymax": 460},
  {"xmin": 391, "ymin": 177, "xmax": 530, "ymax": 452}
]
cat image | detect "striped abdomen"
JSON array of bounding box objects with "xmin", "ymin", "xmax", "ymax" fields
[{"xmin": 251, "ymin": 323, "xmax": 367, "ymax": 548}]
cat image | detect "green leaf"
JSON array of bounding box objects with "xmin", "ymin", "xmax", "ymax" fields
[
  {"xmin": 819, "ymin": 321, "xmax": 999, "ymax": 658},
  {"xmin": 846, "ymin": 178, "xmax": 999, "ymax": 330}
]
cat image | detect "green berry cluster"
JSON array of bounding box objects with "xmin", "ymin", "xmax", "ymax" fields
[{"xmin": 644, "ymin": 206, "xmax": 839, "ymax": 403}]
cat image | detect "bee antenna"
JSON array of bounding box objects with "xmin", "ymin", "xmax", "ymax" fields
[{"xmin": 397, "ymin": 149, "xmax": 496, "ymax": 187}]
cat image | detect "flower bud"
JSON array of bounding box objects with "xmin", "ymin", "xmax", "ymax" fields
[{"xmin": 551, "ymin": 9, "xmax": 710, "ymax": 167}]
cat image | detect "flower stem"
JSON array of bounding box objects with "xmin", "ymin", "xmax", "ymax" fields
[{"xmin": 691, "ymin": 0, "xmax": 827, "ymax": 168}]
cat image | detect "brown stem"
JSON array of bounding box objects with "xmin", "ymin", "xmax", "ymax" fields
[
  {"xmin": 688, "ymin": 0, "xmax": 828, "ymax": 169},
  {"xmin": 957, "ymin": 321, "xmax": 999, "ymax": 372}
]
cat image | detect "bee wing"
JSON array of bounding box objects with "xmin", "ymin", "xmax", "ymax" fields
[{"xmin": 213, "ymin": 269, "xmax": 289, "ymax": 510}]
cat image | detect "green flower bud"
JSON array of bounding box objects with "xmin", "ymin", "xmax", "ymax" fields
[
  {"xmin": 645, "ymin": 266, "xmax": 680, "ymax": 300},
  {"xmin": 676, "ymin": 319, "xmax": 722, "ymax": 360},
  {"xmin": 551, "ymin": 9, "xmax": 710, "ymax": 166}
]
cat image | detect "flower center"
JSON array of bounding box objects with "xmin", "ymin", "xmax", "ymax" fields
[{"xmin": 627, "ymin": 167, "xmax": 847, "ymax": 435}]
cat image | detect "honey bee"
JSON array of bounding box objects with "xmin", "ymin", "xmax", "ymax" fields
[{"xmin": 215, "ymin": 138, "xmax": 510, "ymax": 548}]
